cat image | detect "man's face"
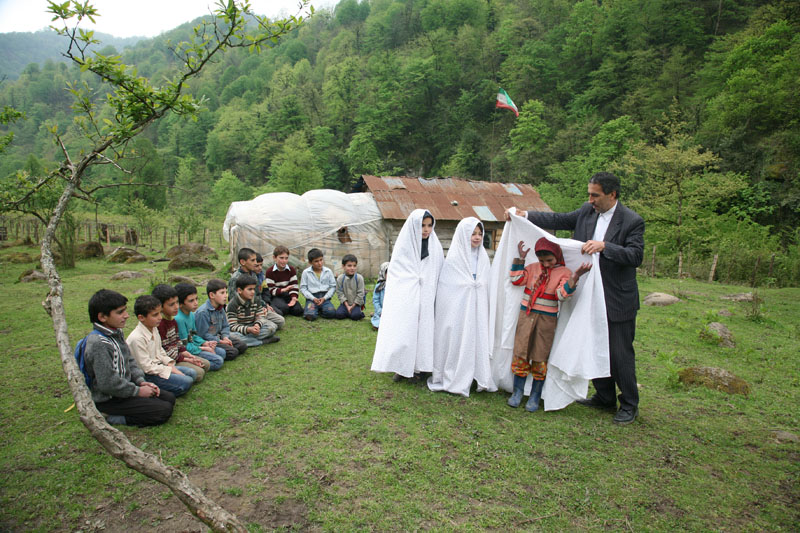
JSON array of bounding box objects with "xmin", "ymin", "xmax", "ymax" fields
[
  {"xmin": 209, "ymin": 288, "xmax": 228, "ymax": 308},
  {"xmin": 99, "ymin": 305, "xmax": 128, "ymax": 329},
  {"xmin": 140, "ymin": 307, "xmax": 162, "ymax": 330},
  {"xmin": 421, "ymin": 217, "xmax": 433, "ymax": 239},
  {"xmin": 241, "ymin": 254, "xmax": 258, "ymax": 273},
  {"xmin": 588, "ymin": 183, "xmax": 617, "ymax": 214},
  {"xmin": 182, "ymin": 292, "xmax": 199, "ymax": 312},
  {"xmin": 238, "ymin": 285, "xmax": 256, "ymax": 301},
  {"xmin": 161, "ymin": 296, "xmax": 179, "ymax": 318},
  {"xmin": 344, "ymin": 261, "xmax": 357, "ymax": 276},
  {"xmin": 275, "ymin": 253, "xmax": 289, "ymax": 269}
]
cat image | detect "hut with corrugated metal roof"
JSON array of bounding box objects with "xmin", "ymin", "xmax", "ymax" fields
[
  {"xmin": 222, "ymin": 176, "xmax": 552, "ymax": 278},
  {"xmin": 360, "ymin": 175, "xmax": 552, "ymax": 259}
]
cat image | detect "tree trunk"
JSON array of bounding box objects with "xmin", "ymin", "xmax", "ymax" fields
[
  {"xmin": 708, "ymin": 254, "xmax": 718, "ymax": 283},
  {"xmin": 678, "ymin": 250, "xmax": 683, "ymax": 278},
  {"xmin": 650, "ymin": 245, "xmax": 656, "ymax": 277},
  {"xmin": 41, "ymin": 178, "xmax": 247, "ymax": 533}
]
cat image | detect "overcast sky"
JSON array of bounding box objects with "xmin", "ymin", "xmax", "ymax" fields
[{"xmin": 0, "ymin": 0, "xmax": 334, "ymax": 38}]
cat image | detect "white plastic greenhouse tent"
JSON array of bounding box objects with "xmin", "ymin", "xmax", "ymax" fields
[{"xmin": 223, "ymin": 189, "xmax": 391, "ymax": 277}]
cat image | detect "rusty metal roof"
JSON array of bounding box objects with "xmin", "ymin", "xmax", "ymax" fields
[{"xmin": 362, "ymin": 176, "xmax": 552, "ymax": 222}]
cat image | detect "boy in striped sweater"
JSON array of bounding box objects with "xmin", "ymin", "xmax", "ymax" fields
[
  {"xmin": 264, "ymin": 246, "xmax": 303, "ymax": 317},
  {"xmin": 507, "ymin": 238, "xmax": 591, "ymax": 412}
]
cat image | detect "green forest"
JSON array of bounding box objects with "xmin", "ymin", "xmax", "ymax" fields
[{"xmin": 1, "ymin": 0, "xmax": 798, "ymax": 284}]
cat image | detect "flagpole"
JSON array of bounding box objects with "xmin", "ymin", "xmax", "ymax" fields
[{"xmin": 490, "ymin": 110, "xmax": 497, "ymax": 182}]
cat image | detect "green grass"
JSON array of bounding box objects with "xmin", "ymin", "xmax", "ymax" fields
[{"xmin": 1, "ymin": 241, "xmax": 798, "ymax": 531}]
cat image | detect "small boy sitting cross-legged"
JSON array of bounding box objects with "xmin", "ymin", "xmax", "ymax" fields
[{"xmin": 227, "ymin": 274, "xmax": 280, "ymax": 347}]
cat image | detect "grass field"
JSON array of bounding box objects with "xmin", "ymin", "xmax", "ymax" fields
[{"xmin": 0, "ymin": 241, "xmax": 798, "ymax": 532}]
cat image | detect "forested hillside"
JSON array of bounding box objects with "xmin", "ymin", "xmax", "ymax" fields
[{"xmin": 1, "ymin": 0, "xmax": 798, "ymax": 283}]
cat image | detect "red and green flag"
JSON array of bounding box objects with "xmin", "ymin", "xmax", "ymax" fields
[{"xmin": 495, "ymin": 88, "xmax": 518, "ymax": 117}]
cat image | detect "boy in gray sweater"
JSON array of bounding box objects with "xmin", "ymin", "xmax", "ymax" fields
[{"xmin": 84, "ymin": 289, "xmax": 175, "ymax": 426}]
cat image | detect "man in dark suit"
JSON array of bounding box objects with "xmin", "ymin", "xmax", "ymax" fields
[{"xmin": 506, "ymin": 172, "xmax": 644, "ymax": 424}]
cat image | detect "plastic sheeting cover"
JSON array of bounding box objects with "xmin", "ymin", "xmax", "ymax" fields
[{"xmin": 223, "ymin": 190, "xmax": 390, "ymax": 277}]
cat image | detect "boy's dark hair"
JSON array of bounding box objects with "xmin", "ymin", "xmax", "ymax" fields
[
  {"xmin": 308, "ymin": 248, "xmax": 323, "ymax": 262},
  {"xmin": 273, "ymin": 245, "xmax": 289, "ymax": 257},
  {"xmin": 255, "ymin": 253, "xmax": 263, "ymax": 263},
  {"xmin": 175, "ymin": 282, "xmax": 198, "ymax": 304},
  {"xmin": 134, "ymin": 295, "xmax": 161, "ymax": 318},
  {"xmin": 206, "ymin": 279, "xmax": 227, "ymax": 295},
  {"xmin": 152, "ymin": 283, "xmax": 178, "ymax": 304},
  {"xmin": 589, "ymin": 171, "xmax": 621, "ymax": 199},
  {"xmin": 238, "ymin": 247, "xmax": 257, "ymax": 263},
  {"xmin": 235, "ymin": 274, "xmax": 258, "ymax": 291},
  {"xmin": 88, "ymin": 289, "xmax": 128, "ymax": 323},
  {"xmin": 342, "ymin": 254, "xmax": 358, "ymax": 265}
]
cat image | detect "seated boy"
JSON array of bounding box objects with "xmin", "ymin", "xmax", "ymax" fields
[
  {"xmin": 264, "ymin": 245, "xmax": 303, "ymax": 317},
  {"xmin": 84, "ymin": 289, "xmax": 175, "ymax": 426},
  {"xmin": 335, "ymin": 254, "xmax": 366, "ymax": 320},
  {"xmin": 228, "ymin": 274, "xmax": 281, "ymax": 347},
  {"xmin": 174, "ymin": 283, "xmax": 226, "ymax": 371},
  {"xmin": 196, "ymin": 279, "xmax": 248, "ymax": 360},
  {"xmin": 229, "ymin": 247, "xmax": 286, "ymax": 332},
  {"xmin": 507, "ymin": 238, "xmax": 591, "ymax": 412},
  {"xmin": 300, "ymin": 248, "xmax": 337, "ymax": 321},
  {"xmin": 152, "ymin": 283, "xmax": 210, "ymax": 382},
  {"xmin": 127, "ymin": 295, "xmax": 195, "ymax": 397}
]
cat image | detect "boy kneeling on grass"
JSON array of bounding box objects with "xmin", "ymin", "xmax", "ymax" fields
[
  {"xmin": 85, "ymin": 289, "xmax": 175, "ymax": 426},
  {"xmin": 227, "ymin": 274, "xmax": 281, "ymax": 347},
  {"xmin": 128, "ymin": 295, "xmax": 196, "ymax": 397},
  {"xmin": 152, "ymin": 283, "xmax": 210, "ymax": 382},
  {"xmin": 195, "ymin": 279, "xmax": 247, "ymax": 360}
]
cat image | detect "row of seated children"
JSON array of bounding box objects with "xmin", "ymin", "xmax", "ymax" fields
[
  {"xmin": 83, "ymin": 273, "xmax": 285, "ymax": 427},
  {"xmin": 231, "ymin": 245, "xmax": 368, "ymax": 322}
]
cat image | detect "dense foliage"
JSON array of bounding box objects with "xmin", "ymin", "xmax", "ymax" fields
[{"xmin": 1, "ymin": 0, "xmax": 798, "ymax": 283}]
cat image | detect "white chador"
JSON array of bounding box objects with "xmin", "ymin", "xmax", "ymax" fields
[
  {"xmin": 371, "ymin": 209, "xmax": 444, "ymax": 377},
  {"xmin": 428, "ymin": 218, "xmax": 497, "ymax": 397},
  {"xmin": 488, "ymin": 210, "xmax": 610, "ymax": 410}
]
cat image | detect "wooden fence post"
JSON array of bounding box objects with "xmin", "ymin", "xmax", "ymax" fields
[
  {"xmin": 650, "ymin": 245, "xmax": 656, "ymax": 277},
  {"xmin": 708, "ymin": 254, "xmax": 718, "ymax": 283},
  {"xmin": 751, "ymin": 256, "xmax": 761, "ymax": 287},
  {"xmin": 677, "ymin": 250, "xmax": 683, "ymax": 278},
  {"xmin": 768, "ymin": 253, "xmax": 775, "ymax": 278},
  {"xmin": 105, "ymin": 225, "xmax": 111, "ymax": 247}
]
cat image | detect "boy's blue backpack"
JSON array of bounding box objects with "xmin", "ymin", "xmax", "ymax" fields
[{"xmin": 74, "ymin": 330, "xmax": 107, "ymax": 388}]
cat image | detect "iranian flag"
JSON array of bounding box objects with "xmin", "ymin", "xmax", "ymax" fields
[{"xmin": 495, "ymin": 88, "xmax": 518, "ymax": 117}]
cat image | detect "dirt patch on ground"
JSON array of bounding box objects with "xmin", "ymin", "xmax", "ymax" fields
[{"xmin": 77, "ymin": 457, "xmax": 310, "ymax": 532}]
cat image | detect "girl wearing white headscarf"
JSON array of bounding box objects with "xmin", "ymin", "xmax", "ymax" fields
[
  {"xmin": 428, "ymin": 217, "xmax": 497, "ymax": 397},
  {"xmin": 371, "ymin": 209, "xmax": 444, "ymax": 379}
]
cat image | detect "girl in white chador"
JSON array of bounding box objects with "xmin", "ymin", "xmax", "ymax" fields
[
  {"xmin": 428, "ymin": 218, "xmax": 497, "ymax": 397},
  {"xmin": 371, "ymin": 209, "xmax": 444, "ymax": 381}
]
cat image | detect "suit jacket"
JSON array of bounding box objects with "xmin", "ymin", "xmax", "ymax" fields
[{"xmin": 527, "ymin": 202, "xmax": 644, "ymax": 322}]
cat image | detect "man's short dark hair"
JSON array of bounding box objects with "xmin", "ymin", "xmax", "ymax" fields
[
  {"xmin": 134, "ymin": 294, "xmax": 161, "ymax": 318},
  {"xmin": 88, "ymin": 289, "xmax": 128, "ymax": 323},
  {"xmin": 237, "ymin": 247, "xmax": 257, "ymax": 263},
  {"xmin": 152, "ymin": 283, "xmax": 178, "ymax": 304},
  {"xmin": 589, "ymin": 172, "xmax": 621, "ymax": 198},
  {"xmin": 206, "ymin": 279, "xmax": 227, "ymax": 295},
  {"xmin": 175, "ymin": 282, "xmax": 197, "ymax": 304},
  {"xmin": 308, "ymin": 248, "xmax": 323, "ymax": 262},
  {"xmin": 273, "ymin": 245, "xmax": 289, "ymax": 257},
  {"xmin": 342, "ymin": 254, "xmax": 358, "ymax": 265},
  {"xmin": 235, "ymin": 274, "xmax": 258, "ymax": 291}
]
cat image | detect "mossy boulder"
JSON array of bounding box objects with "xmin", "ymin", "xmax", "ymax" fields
[
  {"xmin": 699, "ymin": 322, "xmax": 735, "ymax": 348},
  {"xmin": 108, "ymin": 247, "xmax": 147, "ymax": 264},
  {"xmin": 678, "ymin": 366, "xmax": 750, "ymax": 395},
  {"xmin": 110, "ymin": 270, "xmax": 145, "ymax": 280},
  {"xmin": 643, "ymin": 292, "xmax": 681, "ymax": 306},
  {"xmin": 168, "ymin": 275, "xmax": 199, "ymax": 285},
  {"xmin": 166, "ymin": 243, "xmax": 218, "ymax": 260},
  {"xmin": 77, "ymin": 241, "xmax": 105, "ymax": 258},
  {"xmin": 6, "ymin": 252, "xmax": 34, "ymax": 263},
  {"xmin": 168, "ymin": 253, "xmax": 215, "ymax": 271},
  {"xmin": 19, "ymin": 269, "xmax": 47, "ymax": 282}
]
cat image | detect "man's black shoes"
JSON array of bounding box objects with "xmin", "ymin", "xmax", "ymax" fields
[
  {"xmin": 612, "ymin": 406, "xmax": 638, "ymax": 425},
  {"xmin": 576, "ymin": 395, "xmax": 616, "ymax": 412}
]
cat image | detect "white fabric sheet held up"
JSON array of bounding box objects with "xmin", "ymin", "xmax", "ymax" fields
[
  {"xmin": 371, "ymin": 209, "xmax": 444, "ymax": 377},
  {"xmin": 488, "ymin": 210, "xmax": 610, "ymax": 410},
  {"xmin": 428, "ymin": 218, "xmax": 497, "ymax": 397}
]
